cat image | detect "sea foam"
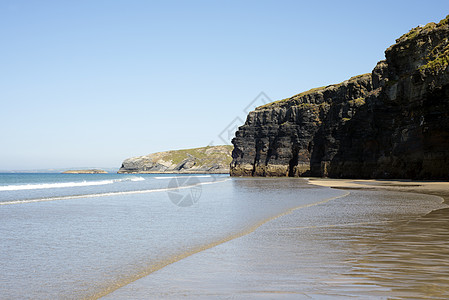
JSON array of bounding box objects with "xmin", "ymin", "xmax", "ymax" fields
[
  {"xmin": 0, "ymin": 178, "xmax": 230, "ymax": 205},
  {"xmin": 0, "ymin": 177, "xmax": 145, "ymax": 192}
]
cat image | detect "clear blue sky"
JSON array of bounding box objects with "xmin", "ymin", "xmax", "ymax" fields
[{"xmin": 1, "ymin": 0, "xmax": 447, "ymax": 170}]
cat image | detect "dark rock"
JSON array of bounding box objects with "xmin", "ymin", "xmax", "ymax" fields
[{"xmin": 231, "ymin": 16, "xmax": 449, "ymax": 179}]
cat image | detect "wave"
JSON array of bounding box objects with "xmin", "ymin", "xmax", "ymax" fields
[
  {"xmin": 153, "ymin": 175, "xmax": 222, "ymax": 180},
  {"xmin": 0, "ymin": 177, "xmax": 146, "ymax": 192},
  {"xmin": 0, "ymin": 179, "xmax": 230, "ymax": 205},
  {"xmin": 125, "ymin": 177, "xmax": 145, "ymax": 182}
]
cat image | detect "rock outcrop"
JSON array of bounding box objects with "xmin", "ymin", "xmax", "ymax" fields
[
  {"xmin": 231, "ymin": 15, "xmax": 449, "ymax": 179},
  {"xmin": 62, "ymin": 169, "xmax": 108, "ymax": 174},
  {"xmin": 118, "ymin": 145, "xmax": 233, "ymax": 174}
]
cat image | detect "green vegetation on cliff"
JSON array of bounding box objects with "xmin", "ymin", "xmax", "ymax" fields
[
  {"xmin": 257, "ymin": 74, "xmax": 371, "ymax": 110},
  {"xmin": 257, "ymin": 86, "xmax": 326, "ymax": 109},
  {"xmin": 162, "ymin": 146, "xmax": 233, "ymax": 166},
  {"xmin": 438, "ymin": 14, "xmax": 449, "ymax": 27},
  {"xmin": 419, "ymin": 43, "xmax": 449, "ymax": 73},
  {"xmin": 394, "ymin": 15, "xmax": 449, "ymax": 73}
]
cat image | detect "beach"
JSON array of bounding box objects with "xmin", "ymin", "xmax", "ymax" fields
[
  {"xmin": 0, "ymin": 175, "xmax": 340, "ymax": 299},
  {"xmin": 3, "ymin": 2, "xmax": 449, "ymax": 299},
  {"xmin": 103, "ymin": 178, "xmax": 449, "ymax": 299},
  {"xmin": 309, "ymin": 178, "xmax": 449, "ymax": 203},
  {"xmin": 1, "ymin": 175, "xmax": 449, "ymax": 299}
]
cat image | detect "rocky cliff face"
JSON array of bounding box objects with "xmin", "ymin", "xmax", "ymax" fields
[
  {"xmin": 231, "ymin": 16, "xmax": 449, "ymax": 179},
  {"xmin": 118, "ymin": 145, "xmax": 233, "ymax": 174}
]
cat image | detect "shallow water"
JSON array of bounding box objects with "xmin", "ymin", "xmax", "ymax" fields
[
  {"xmin": 103, "ymin": 187, "xmax": 449, "ymax": 299},
  {"xmin": 0, "ymin": 174, "xmax": 353, "ymax": 299}
]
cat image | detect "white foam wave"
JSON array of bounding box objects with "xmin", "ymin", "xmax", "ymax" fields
[
  {"xmin": 153, "ymin": 175, "xmax": 223, "ymax": 180},
  {"xmin": 0, "ymin": 179, "xmax": 230, "ymax": 205},
  {"xmin": 125, "ymin": 177, "xmax": 145, "ymax": 182},
  {"xmin": 0, "ymin": 177, "xmax": 146, "ymax": 192}
]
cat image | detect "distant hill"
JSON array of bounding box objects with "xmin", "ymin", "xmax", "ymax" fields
[
  {"xmin": 0, "ymin": 168, "xmax": 118, "ymax": 173},
  {"xmin": 118, "ymin": 145, "xmax": 233, "ymax": 174},
  {"xmin": 62, "ymin": 169, "xmax": 108, "ymax": 174}
]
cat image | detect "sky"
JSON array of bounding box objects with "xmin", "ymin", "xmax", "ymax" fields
[{"xmin": 1, "ymin": 0, "xmax": 448, "ymax": 170}]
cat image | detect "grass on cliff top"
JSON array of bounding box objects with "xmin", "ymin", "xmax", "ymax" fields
[
  {"xmin": 161, "ymin": 145, "xmax": 233, "ymax": 165},
  {"xmin": 257, "ymin": 73, "xmax": 370, "ymax": 110},
  {"xmin": 398, "ymin": 26, "xmax": 421, "ymax": 41},
  {"xmin": 257, "ymin": 86, "xmax": 326, "ymax": 109},
  {"xmin": 392, "ymin": 15, "xmax": 449, "ymax": 73},
  {"xmin": 438, "ymin": 14, "xmax": 449, "ymax": 27},
  {"xmin": 397, "ymin": 15, "xmax": 449, "ymax": 43}
]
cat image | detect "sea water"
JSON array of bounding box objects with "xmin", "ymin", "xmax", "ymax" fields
[
  {"xmin": 0, "ymin": 173, "xmax": 344, "ymax": 299},
  {"xmin": 106, "ymin": 188, "xmax": 449, "ymax": 299},
  {"xmin": 0, "ymin": 173, "xmax": 447, "ymax": 299}
]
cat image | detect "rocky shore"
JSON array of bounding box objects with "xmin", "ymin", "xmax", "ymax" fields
[{"xmin": 231, "ymin": 15, "xmax": 449, "ymax": 179}]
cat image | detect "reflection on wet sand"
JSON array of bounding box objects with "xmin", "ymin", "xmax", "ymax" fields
[
  {"xmin": 346, "ymin": 207, "xmax": 449, "ymax": 299},
  {"xmin": 310, "ymin": 179, "xmax": 449, "ymax": 299},
  {"xmin": 104, "ymin": 181, "xmax": 449, "ymax": 299}
]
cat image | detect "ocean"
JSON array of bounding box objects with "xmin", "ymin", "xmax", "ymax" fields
[{"xmin": 0, "ymin": 173, "xmax": 448, "ymax": 299}]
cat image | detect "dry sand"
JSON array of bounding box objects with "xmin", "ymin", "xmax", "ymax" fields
[{"xmin": 308, "ymin": 178, "xmax": 449, "ymax": 203}]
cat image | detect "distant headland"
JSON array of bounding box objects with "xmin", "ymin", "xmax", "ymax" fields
[
  {"xmin": 62, "ymin": 169, "xmax": 108, "ymax": 174},
  {"xmin": 118, "ymin": 145, "xmax": 233, "ymax": 174}
]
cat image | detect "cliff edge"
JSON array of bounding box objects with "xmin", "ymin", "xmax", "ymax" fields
[{"xmin": 231, "ymin": 15, "xmax": 449, "ymax": 179}]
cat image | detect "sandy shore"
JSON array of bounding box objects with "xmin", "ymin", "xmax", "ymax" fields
[
  {"xmin": 104, "ymin": 178, "xmax": 449, "ymax": 299},
  {"xmin": 308, "ymin": 178, "xmax": 449, "ymax": 203}
]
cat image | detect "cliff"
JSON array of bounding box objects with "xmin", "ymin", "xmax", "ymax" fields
[
  {"xmin": 231, "ymin": 15, "xmax": 449, "ymax": 179},
  {"xmin": 118, "ymin": 145, "xmax": 233, "ymax": 174},
  {"xmin": 62, "ymin": 169, "xmax": 108, "ymax": 174}
]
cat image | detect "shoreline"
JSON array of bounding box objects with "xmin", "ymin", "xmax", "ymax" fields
[
  {"xmin": 103, "ymin": 177, "xmax": 449, "ymax": 299},
  {"xmin": 117, "ymin": 171, "xmax": 230, "ymax": 174},
  {"xmin": 308, "ymin": 177, "xmax": 449, "ymax": 204}
]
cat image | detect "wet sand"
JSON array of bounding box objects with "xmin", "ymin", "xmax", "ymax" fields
[
  {"xmin": 308, "ymin": 178, "xmax": 449, "ymax": 203},
  {"xmin": 103, "ymin": 179, "xmax": 449, "ymax": 299}
]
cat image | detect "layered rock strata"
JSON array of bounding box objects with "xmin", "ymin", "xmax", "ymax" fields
[{"xmin": 231, "ymin": 16, "xmax": 449, "ymax": 179}]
